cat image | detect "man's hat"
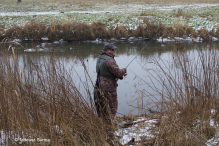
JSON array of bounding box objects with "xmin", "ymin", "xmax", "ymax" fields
[{"xmin": 103, "ymin": 43, "xmax": 117, "ymax": 50}]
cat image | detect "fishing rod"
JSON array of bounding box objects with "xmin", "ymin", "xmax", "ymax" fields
[{"xmin": 125, "ymin": 36, "xmax": 155, "ymax": 69}]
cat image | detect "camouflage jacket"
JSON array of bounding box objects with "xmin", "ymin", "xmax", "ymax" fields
[{"xmin": 97, "ymin": 50, "xmax": 126, "ymax": 92}]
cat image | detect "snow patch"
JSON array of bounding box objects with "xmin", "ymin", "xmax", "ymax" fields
[{"xmin": 115, "ymin": 117, "xmax": 158, "ymax": 145}]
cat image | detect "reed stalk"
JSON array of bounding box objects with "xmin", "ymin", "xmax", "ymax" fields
[
  {"xmin": 0, "ymin": 47, "xmax": 110, "ymax": 145},
  {"xmin": 139, "ymin": 44, "xmax": 219, "ymax": 145}
]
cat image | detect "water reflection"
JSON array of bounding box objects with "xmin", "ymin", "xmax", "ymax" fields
[{"xmin": 1, "ymin": 41, "xmax": 219, "ymax": 115}]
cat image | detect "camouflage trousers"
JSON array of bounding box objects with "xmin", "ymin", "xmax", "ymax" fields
[{"xmin": 94, "ymin": 89, "xmax": 118, "ymax": 125}]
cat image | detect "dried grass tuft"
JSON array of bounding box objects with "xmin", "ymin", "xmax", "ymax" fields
[
  {"xmin": 144, "ymin": 22, "xmax": 158, "ymax": 38},
  {"xmin": 162, "ymin": 26, "xmax": 174, "ymax": 38},
  {"xmin": 0, "ymin": 51, "xmax": 109, "ymax": 145},
  {"xmin": 4, "ymin": 25, "xmax": 22, "ymax": 40},
  {"xmin": 215, "ymin": 27, "xmax": 219, "ymax": 38},
  {"xmin": 114, "ymin": 25, "xmax": 129, "ymax": 39},
  {"xmin": 91, "ymin": 21, "xmax": 109, "ymax": 39},
  {"xmin": 142, "ymin": 47, "xmax": 219, "ymax": 145},
  {"xmin": 47, "ymin": 22, "xmax": 64, "ymax": 41},
  {"xmin": 198, "ymin": 28, "xmax": 210, "ymax": 40},
  {"xmin": 0, "ymin": 19, "xmax": 218, "ymax": 42},
  {"xmin": 135, "ymin": 25, "xmax": 146, "ymax": 38}
]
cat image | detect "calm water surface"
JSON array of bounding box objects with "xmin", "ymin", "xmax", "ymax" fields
[{"xmin": 4, "ymin": 41, "xmax": 219, "ymax": 115}]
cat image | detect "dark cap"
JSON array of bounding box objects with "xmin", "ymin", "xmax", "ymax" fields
[{"xmin": 103, "ymin": 43, "xmax": 117, "ymax": 50}]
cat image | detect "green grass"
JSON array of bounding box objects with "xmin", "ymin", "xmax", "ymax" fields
[
  {"xmin": 1, "ymin": 1, "xmax": 219, "ymax": 30},
  {"xmin": 0, "ymin": 1, "xmax": 219, "ymax": 41}
]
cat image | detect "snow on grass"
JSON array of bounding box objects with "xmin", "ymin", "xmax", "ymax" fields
[
  {"xmin": 188, "ymin": 17, "xmax": 219, "ymax": 31},
  {"xmin": 1, "ymin": 130, "xmax": 7, "ymax": 145},
  {"xmin": 204, "ymin": 109, "xmax": 219, "ymax": 146},
  {"xmin": 0, "ymin": 130, "xmax": 15, "ymax": 146},
  {"xmin": 115, "ymin": 117, "xmax": 158, "ymax": 145},
  {"xmin": 0, "ymin": 2, "xmax": 219, "ymax": 31},
  {"xmin": 115, "ymin": 111, "xmax": 219, "ymax": 146},
  {"xmin": 206, "ymin": 118, "xmax": 219, "ymax": 146}
]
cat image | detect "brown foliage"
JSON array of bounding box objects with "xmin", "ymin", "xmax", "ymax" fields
[
  {"xmin": 21, "ymin": 20, "xmax": 46, "ymax": 40},
  {"xmin": 47, "ymin": 22, "xmax": 64, "ymax": 41},
  {"xmin": 135, "ymin": 25, "xmax": 146, "ymax": 37},
  {"xmin": 60, "ymin": 22, "xmax": 75, "ymax": 41},
  {"xmin": 0, "ymin": 53, "xmax": 109, "ymax": 145},
  {"xmin": 73, "ymin": 22, "xmax": 93, "ymax": 41},
  {"xmin": 144, "ymin": 48, "xmax": 219, "ymax": 145},
  {"xmin": 186, "ymin": 27, "xmax": 195, "ymax": 37},
  {"xmin": 91, "ymin": 21, "xmax": 109, "ymax": 39},
  {"xmin": 4, "ymin": 25, "xmax": 22, "ymax": 40},
  {"xmin": 114, "ymin": 25, "xmax": 129, "ymax": 39},
  {"xmin": 145, "ymin": 22, "xmax": 158, "ymax": 38},
  {"xmin": 0, "ymin": 25, "xmax": 5, "ymax": 41},
  {"xmin": 198, "ymin": 28, "xmax": 210, "ymax": 40},
  {"xmin": 215, "ymin": 27, "xmax": 219, "ymax": 38},
  {"xmin": 162, "ymin": 26, "xmax": 174, "ymax": 38},
  {"xmin": 173, "ymin": 25, "xmax": 187, "ymax": 37},
  {"xmin": 156, "ymin": 22, "xmax": 166, "ymax": 38},
  {"xmin": 0, "ymin": 20, "xmax": 218, "ymax": 42}
]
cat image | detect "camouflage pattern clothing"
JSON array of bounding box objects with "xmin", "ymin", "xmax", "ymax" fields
[
  {"xmin": 98, "ymin": 50, "xmax": 126, "ymax": 91},
  {"xmin": 94, "ymin": 90, "xmax": 118, "ymax": 125},
  {"xmin": 95, "ymin": 50, "xmax": 126, "ymax": 125}
]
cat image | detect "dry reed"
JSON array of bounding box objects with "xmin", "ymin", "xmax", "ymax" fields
[
  {"xmin": 139, "ymin": 44, "xmax": 219, "ymax": 145},
  {"xmin": 0, "ymin": 48, "xmax": 112, "ymax": 145},
  {"xmin": 2, "ymin": 20, "xmax": 218, "ymax": 42}
]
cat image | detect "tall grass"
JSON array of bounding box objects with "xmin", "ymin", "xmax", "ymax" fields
[
  {"xmin": 0, "ymin": 41, "xmax": 218, "ymax": 145},
  {"xmin": 141, "ymin": 45, "xmax": 219, "ymax": 145},
  {"xmin": 2, "ymin": 20, "xmax": 218, "ymax": 42},
  {"xmin": 0, "ymin": 47, "xmax": 111, "ymax": 145}
]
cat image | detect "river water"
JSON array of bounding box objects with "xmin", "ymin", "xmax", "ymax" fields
[{"xmin": 3, "ymin": 40, "xmax": 219, "ymax": 115}]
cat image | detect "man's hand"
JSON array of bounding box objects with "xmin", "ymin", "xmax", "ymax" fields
[
  {"xmin": 123, "ymin": 68, "xmax": 127, "ymax": 76},
  {"xmin": 118, "ymin": 68, "xmax": 127, "ymax": 80}
]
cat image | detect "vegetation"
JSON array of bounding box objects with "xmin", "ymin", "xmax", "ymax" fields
[
  {"xmin": 0, "ymin": 42, "xmax": 218, "ymax": 145},
  {"xmin": 137, "ymin": 45, "xmax": 219, "ymax": 145},
  {"xmin": 1, "ymin": 20, "xmax": 219, "ymax": 42},
  {"xmin": 0, "ymin": 0, "xmax": 219, "ymax": 41},
  {"xmin": 0, "ymin": 0, "xmax": 218, "ymax": 145},
  {"xmin": 0, "ymin": 47, "xmax": 112, "ymax": 145}
]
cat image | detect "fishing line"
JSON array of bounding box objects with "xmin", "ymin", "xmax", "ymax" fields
[{"xmin": 125, "ymin": 36, "xmax": 155, "ymax": 69}]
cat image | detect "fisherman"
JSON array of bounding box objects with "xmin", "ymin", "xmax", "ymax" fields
[{"xmin": 94, "ymin": 43, "xmax": 127, "ymax": 127}]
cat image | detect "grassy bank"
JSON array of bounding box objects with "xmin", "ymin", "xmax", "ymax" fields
[
  {"xmin": 1, "ymin": 1, "xmax": 219, "ymax": 42},
  {"xmin": 1, "ymin": 20, "xmax": 219, "ymax": 42}
]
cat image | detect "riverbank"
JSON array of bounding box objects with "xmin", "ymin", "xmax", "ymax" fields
[
  {"xmin": 1, "ymin": 20, "xmax": 219, "ymax": 43},
  {"xmin": 1, "ymin": 1, "xmax": 219, "ymax": 42}
]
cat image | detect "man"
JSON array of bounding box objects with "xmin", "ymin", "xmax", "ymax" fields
[{"xmin": 94, "ymin": 43, "xmax": 127, "ymax": 126}]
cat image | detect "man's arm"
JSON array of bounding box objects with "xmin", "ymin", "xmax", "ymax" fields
[{"xmin": 107, "ymin": 58, "xmax": 126, "ymax": 78}]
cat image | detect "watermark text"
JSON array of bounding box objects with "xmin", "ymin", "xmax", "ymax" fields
[{"xmin": 14, "ymin": 138, "xmax": 50, "ymax": 142}]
